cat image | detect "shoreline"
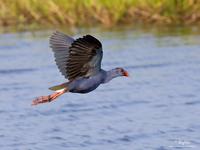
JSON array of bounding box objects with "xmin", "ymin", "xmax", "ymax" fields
[{"xmin": 1, "ymin": 0, "xmax": 200, "ymax": 30}]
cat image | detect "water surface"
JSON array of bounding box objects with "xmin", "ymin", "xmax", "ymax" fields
[{"xmin": 0, "ymin": 27, "xmax": 200, "ymax": 150}]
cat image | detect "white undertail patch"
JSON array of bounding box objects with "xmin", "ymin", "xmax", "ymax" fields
[{"xmin": 55, "ymin": 88, "xmax": 65, "ymax": 93}]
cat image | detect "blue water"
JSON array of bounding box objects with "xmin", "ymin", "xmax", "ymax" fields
[{"xmin": 0, "ymin": 28, "xmax": 200, "ymax": 150}]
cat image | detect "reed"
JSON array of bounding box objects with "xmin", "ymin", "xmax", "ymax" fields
[{"xmin": 0, "ymin": 0, "xmax": 200, "ymax": 29}]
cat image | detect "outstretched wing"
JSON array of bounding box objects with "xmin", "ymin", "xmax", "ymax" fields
[
  {"xmin": 66, "ymin": 35, "xmax": 103, "ymax": 81},
  {"xmin": 50, "ymin": 31, "xmax": 74, "ymax": 79},
  {"xmin": 50, "ymin": 32, "xmax": 103, "ymax": 81}
]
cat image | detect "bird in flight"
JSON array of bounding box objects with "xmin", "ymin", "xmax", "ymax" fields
[{"xmin": 32, "ymin": 31, "xmax": 129, "ymax": 105}]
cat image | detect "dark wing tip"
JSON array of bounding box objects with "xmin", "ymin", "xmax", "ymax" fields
[
  {"xmin": 66, "ymin": 34, "xmax": 103, "ymax": 80},
  {"xmin": 82, "ymin": 35, "xmax": 102, "ymax": 49}
]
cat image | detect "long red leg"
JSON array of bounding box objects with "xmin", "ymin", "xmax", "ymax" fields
[{"xmin": 32, "ymin": 88, "xmax": 67, "ymax": 106}]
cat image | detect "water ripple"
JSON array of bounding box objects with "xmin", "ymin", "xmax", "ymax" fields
[
  {"xmin": 185, "ymin": 100, "xmax": 200, "ymax": 105},
  {"xmin": 0, "ymin": 68, "xmax": 36, "ymax": 74},
  {"xmin": 125, "ymin": 62, "xmax": 174, "ymax": 70}
]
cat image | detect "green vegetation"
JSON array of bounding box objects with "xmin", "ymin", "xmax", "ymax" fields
[{"xmin": 0, "ymin": 0, "xmax": 200, "ymax": 29}]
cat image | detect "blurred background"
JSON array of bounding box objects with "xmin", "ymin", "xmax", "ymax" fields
[{"xmin": 0, "ymin": 0, "xmax": 200, "ymax": 150}]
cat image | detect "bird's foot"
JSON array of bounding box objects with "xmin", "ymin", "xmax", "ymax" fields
[{"xmin": 32, "ymin": 89, "xmax": 66, "ymax": 106}]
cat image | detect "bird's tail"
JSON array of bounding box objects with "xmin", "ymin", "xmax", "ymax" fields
[{"xmin": 49, "ymin": 82, "xmax": 68, "ymax": 91}]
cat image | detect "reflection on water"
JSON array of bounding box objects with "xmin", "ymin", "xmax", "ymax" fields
[{"xmin": 0, "ymin": 26, "xmax": 200, "ymax": 150}]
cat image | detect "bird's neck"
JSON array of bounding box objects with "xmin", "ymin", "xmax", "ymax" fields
[{"xmin": 102, "ymin": 69, "xmax": 119, "ymax": 83}]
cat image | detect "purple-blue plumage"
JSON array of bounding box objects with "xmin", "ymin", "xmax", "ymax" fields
[
  {"xmin": 32, "ymin": 31, "xmax": 129, "ymax": 105},
  {"xmin": 68, "ymin": 70, "xmax": 106, "ymax": 93}
]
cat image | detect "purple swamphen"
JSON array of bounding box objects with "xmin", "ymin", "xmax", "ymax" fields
[{"xmin": 32, "ymin": 31, "xmax": 129, "ymax": 105}]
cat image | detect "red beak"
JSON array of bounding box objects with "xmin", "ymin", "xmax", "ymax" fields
[{"xmin": 123, "ymin": 71, "xmax": 129, "ymax": 77}]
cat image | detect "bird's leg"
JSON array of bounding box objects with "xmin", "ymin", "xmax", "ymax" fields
[{"xmin": 32, "ymin": 88, "xmax": 68, "ymax": 106}]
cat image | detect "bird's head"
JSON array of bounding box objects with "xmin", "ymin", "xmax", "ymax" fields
[{"xmin": 115, "ymin": 67, "xmax": 129, "ymax": 77}]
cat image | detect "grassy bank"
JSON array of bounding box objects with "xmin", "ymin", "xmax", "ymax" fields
[{"xmin": 0, "ymin": 0, "xmax": 200, "ymax": 29}]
